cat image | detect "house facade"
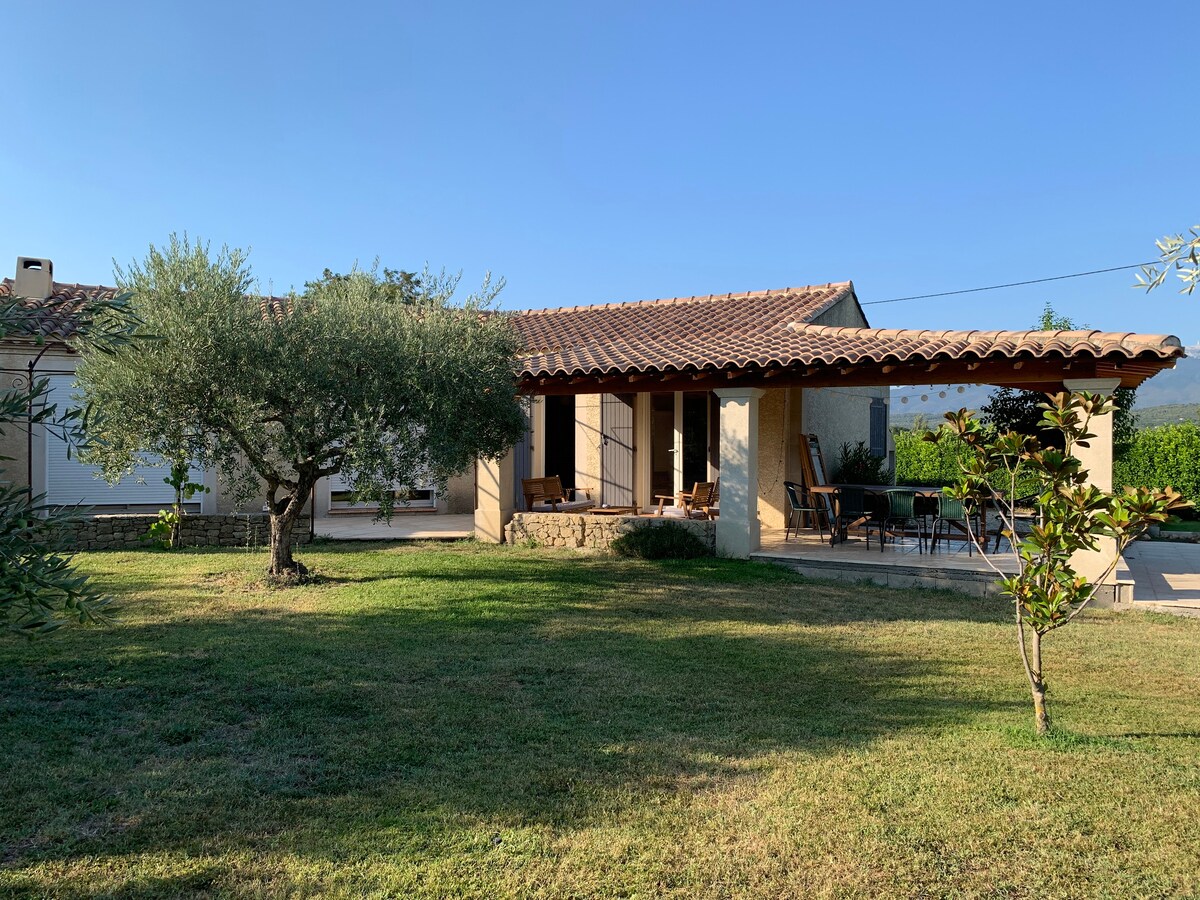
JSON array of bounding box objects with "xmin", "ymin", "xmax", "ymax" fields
[
  {"xmin": 4, "ymin": 254, "xmax": 1186, "ymax": 580},
  {"xmin": 498, "ymin": 283, "xmax": 891, "ymax": 538},
  {"xmin": 0, "ymin": 257, "xmax": 476, "ymax": 519}
]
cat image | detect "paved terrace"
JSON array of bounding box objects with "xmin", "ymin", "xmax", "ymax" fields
[
  {"xmin": 752, "ymin": 529, "xmax": 1022, "ymax": 598},
  {"xmin": 314, "ymin": 513, "xmax": 474, "ymax": 541}
]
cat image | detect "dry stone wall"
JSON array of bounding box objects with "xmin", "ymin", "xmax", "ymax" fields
[
  {"xmin": 65, "ymin": 513, "xmax": 312, "ymax": 551},
  {"xmin": 505, "ymin": 512, "xmax": 715, "ymax": 552}
]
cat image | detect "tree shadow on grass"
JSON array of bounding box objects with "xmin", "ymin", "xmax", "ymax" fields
[{"xmin": 0, "ymin": 549, "xmax": 1018, "ymax": 893}]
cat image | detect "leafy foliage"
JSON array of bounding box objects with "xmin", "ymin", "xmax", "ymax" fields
[
  {"xmin": 611, "ymin": 523, "xmax": 711, "ymax": 560},
  {"xmin": 141, "ymin": 458, "xmax": 210, "ymax": 549},
  {"xmin": 77, "ymin": 235, "xmax": 527, "ymax": 580},
  {"xmin": 832, "ymin": 440, "xmax": 890, "ymax": 485},
  {"xmin": 1114, "ymin": 423, "xmax": 1200, "ymax": 510},
  {"xmin": 894, "ymin": 426, "xmax": 973, "ymax": 487},
  {"xmin": 926, "ymin": 394, "xmax": 1190, "ymax": 734},
  {"xmin": 0, "ymin": 291, "xmax": 139, "ymax": 636},
  {"xmin": 1136, "ymin": 226, "xmax": 1200, "ymax": 295}
]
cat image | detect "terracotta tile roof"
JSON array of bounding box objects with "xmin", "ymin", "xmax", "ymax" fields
[
  {"xmin": 513, "ymin": 283, "xmax": 857, "ymax": 376},
  {"xmin": 0, "ymin": 278, "xmax": 119, "ymax": 341},
  {"xmin": 512, "ymin": 283, "xmax": 1184, "ymax": 378},
  {"xmin": 1, "ymin": 278, "xmax": 301, "ymax": 336}
]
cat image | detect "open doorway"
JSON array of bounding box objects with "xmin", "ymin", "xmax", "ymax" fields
[{"xmin": 543, "ymin": 395, "xmax": 576, "ymax": 489}]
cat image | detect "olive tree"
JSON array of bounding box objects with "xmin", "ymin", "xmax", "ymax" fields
[
  {"xmin": 78, "ymin": 236, "xmax": 527, "ymax": 581},
  {"xmin": 926, "ymin": 393, "xmax": 1189, "ymax": 734}
]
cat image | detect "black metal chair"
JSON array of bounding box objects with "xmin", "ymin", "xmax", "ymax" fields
[
  {"xmin": 880, "ymin": 489, "xmax": 926, "ymax": 553},
  {"xmin": 834, "ymin": 487, "xmax": 877, "ymax": 548},
  {"xmin": 783, "ymin": 480, "xmax": 827, "ymax": 543}
]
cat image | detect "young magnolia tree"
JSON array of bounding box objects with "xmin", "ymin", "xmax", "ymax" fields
[
  {"xmin": 78, "ymin": 235, "xmax": 527, "ymax": 581},
  {"xmin": 926, "ymin": 392, "xmax": 1189, "ymax": 734},
  {"xmin": 1, "ymin": 290, "xmax": 139, "ymax": 635}
]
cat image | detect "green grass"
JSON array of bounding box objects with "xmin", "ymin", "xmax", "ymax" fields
[
  {"xmin": 1162, "ymin": 520, "xmax": 1200, "ymax": 533},
  {"xmin": 2, "ymin": 543, "xmax": 1199, "ymax": 898}
]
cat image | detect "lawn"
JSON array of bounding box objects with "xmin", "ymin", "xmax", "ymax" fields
[
  {"xmin": 1162, "ymin": 520, "xmax": 1200, "ymax": 533},
  {"xmin": 2, "ymin": 543, "xmax": 1199, "ymax": 899}
]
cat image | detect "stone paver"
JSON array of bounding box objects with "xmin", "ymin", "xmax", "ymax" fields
[{"xmin": 1123, "ymin": 541, "xmax": 1200, "ymax": 615}]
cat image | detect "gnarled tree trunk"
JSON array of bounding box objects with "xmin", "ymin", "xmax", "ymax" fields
[{"xmin": 267, "ymin": 485, "xmax": 311, "ymax": 583}]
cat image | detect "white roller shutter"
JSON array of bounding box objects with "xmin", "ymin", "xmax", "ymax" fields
[
  {"xmin": 43, "ymin": 375, "xmax": 199, "ymax": 508},
  {"xmin": 328, "ymin": 469, "xmax": 436, "ymax": 509}
]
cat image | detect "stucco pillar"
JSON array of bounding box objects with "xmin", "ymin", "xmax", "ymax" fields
[
  {"xmin": 1063, "ymin": 378, "xmax": 1122, "ymax": 595},
  {"xmin": 715, "ymin": 388, "xmax": 764, "ymax": 558},
  {"xmin": 475, "ymin": 451, "xmax": 516, "ymax": 543}
]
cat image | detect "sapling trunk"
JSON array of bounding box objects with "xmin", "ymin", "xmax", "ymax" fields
[
  {"xmin": 1029, "ymin": 630, "xmax": 1050, "ymax": 735},
  {"xmin": 170, "ymin": 483, "xmax": 183, "ymax": 551}
]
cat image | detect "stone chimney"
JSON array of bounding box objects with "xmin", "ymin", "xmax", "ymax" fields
[{"xmin": 14, "ymin": 257, "xmax": 54, "ymax": 299}]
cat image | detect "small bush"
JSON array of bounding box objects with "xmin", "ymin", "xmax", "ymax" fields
[
  {"xmin": 833, "ymin": 440, "xmax": 890, "ymax": 485},
  {"xmin": 610, "ymin": 523, "xmax": 710, "ymax": 560}
]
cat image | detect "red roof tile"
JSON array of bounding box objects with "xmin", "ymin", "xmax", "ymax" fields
[
  {"xmin": 0, "ymin": 278, "xmax": 119, "ymax": 341},
  {"xmin": 510, "ymin": 283, "xmax": 1184, "ymax": 378}
]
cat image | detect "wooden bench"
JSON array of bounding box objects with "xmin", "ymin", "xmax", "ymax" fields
[{"xmin": 521, "ymin": 476, "xmax": 594, "ymax": 513}]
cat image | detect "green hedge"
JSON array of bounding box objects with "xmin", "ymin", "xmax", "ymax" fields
[
  {"xmin": 893, "ymin": 428, "xmax": 972, "ymax": 487},
  {"xmin": 1114, "ymin": 423, "xmax": 1200, "ymax": 507}
]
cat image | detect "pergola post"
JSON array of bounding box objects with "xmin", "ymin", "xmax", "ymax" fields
[
  {"xmin": 715, "ymin": 388, "xmax": 764, "ymax": 558},
  {"xmin": 1063, "ymin": 377, "xmax": 1124, "ymax": 602},
  {"xmin": 475, "ymin": 451, "xmax": 516, "ymax": 543}
]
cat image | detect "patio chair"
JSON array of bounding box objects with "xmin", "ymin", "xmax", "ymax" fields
[
  {"xmin": 879, "ymin": 489, "xmax": 926, "ymax": 553},
  {"xmin": 655, "ymin": 481, "xmax": 717, "ymax": 519},
  {"xmin": 784, "ymin": 480, "xmax": 827, "ymax": 543},
  {"xmin": 930, "ymin": 494, "xmax": 982, "ymax": 555},
  {"xmin": 833, "ymin": 487, "xmax": 878, "ymax": 548},
  {"xmin": 991, "ymin": 495, "xmax": 1039, "ymax": 553},
  {"xmin": 521, "ymin": 476, "xmax": 594, "ymax": 513}
]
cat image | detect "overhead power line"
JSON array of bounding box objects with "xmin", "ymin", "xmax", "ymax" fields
[{"xmin": 861, "ymin": 262, "xmax": 1157, "ymax": 306}]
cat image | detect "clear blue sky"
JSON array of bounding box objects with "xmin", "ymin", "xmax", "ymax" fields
[{"xmin": 3, "ymin": 1, "xmax": 1196, "ymax": 341}]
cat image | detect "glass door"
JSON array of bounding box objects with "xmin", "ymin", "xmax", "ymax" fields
[
  {"xmin": 649, "ymin": 392, "xmax": 717, "ymax": 507},
  {"xmin": 650, "ymin": 393, "xmax": 676, "ymax": 502}
]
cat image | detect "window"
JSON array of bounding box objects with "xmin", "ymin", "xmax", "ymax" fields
[{"xmin": 869, "ymin": 397, "xmax": 888, "ymax": 458}]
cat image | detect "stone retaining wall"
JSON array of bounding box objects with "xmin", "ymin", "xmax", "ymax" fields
[
  {"xmin": 505, "ymin": 512, "xmax": 716, "ymax": 552},
  {"xmin": 66, "ymin": 513, "xmax": 312, "ymax": 551}
]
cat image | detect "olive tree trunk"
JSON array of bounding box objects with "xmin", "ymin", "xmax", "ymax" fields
[{"xmin": 267, "ymin": 486, "xmax": 311, "ymax": 582}]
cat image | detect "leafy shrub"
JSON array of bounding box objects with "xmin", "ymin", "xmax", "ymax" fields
[
  {"xmin": 832, "ymin": 440, "xmax": 890, "ymax": 485},
  {"xmin": 1115, "ymin": 423, "xmax": 1200, "ymax": 512},
  {"xmin": 610, "ymin": 523, "xmax": 710, "ymax": 560}
]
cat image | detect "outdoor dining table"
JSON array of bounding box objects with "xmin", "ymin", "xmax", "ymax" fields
[{"xmin": 807, "ymin": 484, "xmax": 988, "ymax": 550}]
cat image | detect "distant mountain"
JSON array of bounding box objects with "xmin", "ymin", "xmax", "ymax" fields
[
  {"xmin": 1131, "ymin": 404, "xmax": 1200, "ymax": 428},
  {"xmin": 1135, "ymin": 350, "xmax": 1200, "ymax": 406},
  {"xmin": 888, "ymin": 350, "xmax": 1199, "ymax": 429}
]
